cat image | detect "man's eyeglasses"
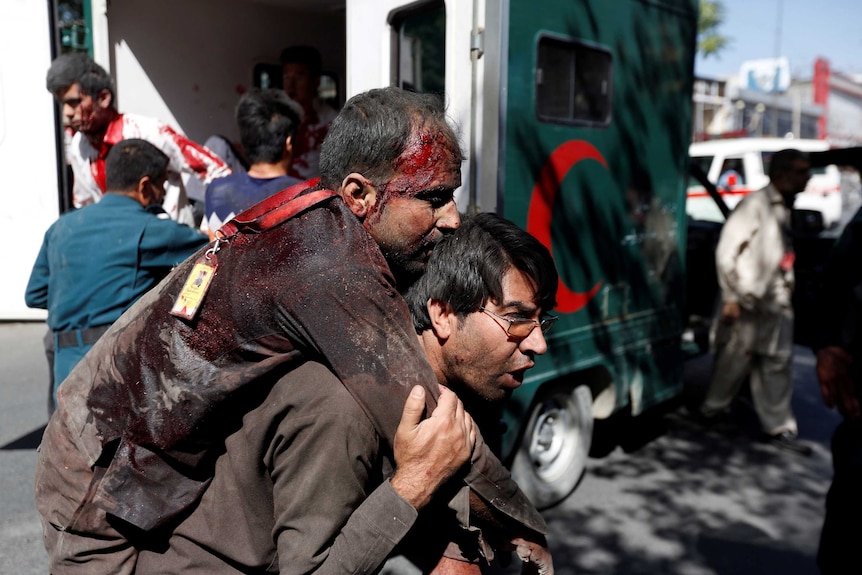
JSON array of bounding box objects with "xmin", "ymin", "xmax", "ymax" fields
[{"xmin": 479, "ymin": 307, "xmax": 558, "ymax": 338}]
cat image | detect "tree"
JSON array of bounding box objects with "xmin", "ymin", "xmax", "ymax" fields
[{"xmin": 698, "ymin": 0, "xmax": 730, "ymax": 58}]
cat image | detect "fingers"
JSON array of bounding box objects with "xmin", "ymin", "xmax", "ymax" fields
[
  {"xmin": 511, "ymin": 538, "xmax": 554, "ymax": 575},
  {"xmin": 442, "ymin": 386, "xmax": 476, "ymax": 452},
  {"xmin": 437, "ymin": 385, "xmax": 465, "ymax": 415},
  {"xmin": 392, "ymin": 384, "xmax": 475, "ymax": 509},
  {"xmin": 398, "ymin": 385, "xmax": 426, "ymax": 432}
]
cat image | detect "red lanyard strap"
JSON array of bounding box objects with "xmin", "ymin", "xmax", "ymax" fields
[{"xmin": 216, "ymin": 178, "xmax": 337, "ymax": 240}]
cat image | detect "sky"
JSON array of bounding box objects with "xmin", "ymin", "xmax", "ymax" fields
[{"xmin": 694, "ymin": 0, "xmax": 862, "ymax": 80}]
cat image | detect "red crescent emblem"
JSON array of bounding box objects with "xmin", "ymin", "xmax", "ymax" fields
[{"xmin": 527, "ymin": 140, "xmax": 605, "ymax": 313}]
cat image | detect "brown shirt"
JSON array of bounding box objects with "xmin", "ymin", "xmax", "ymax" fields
[{"xmin": 136, "ymin": 362, "xmax": 417, "ymax": 574}]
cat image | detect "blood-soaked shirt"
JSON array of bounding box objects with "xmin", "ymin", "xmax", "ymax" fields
[
  {"xmin": 40, "ymin": 185, "xmax": 546, "ymax": 542},
  {"xmin": 67, "ymin": 113, "xmax": 231, "ymax": 225}
]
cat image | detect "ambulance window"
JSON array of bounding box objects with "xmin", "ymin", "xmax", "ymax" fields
[
  {"xmin": 254, "ymin": 63, "xmax": 282, "ymax": 90},
  {"xmin": 390, "ymin": 1, "xmax": 446, "ymax": 96},
  {"xmin": 253, "ymin": 63, "xmax": 340, "ymax": 108},
  {"xmin": 536, "ymin": 36, "xmax": 612, "ymax": 126},
  {"xmin": 718, "ymin": 158, "xmax": 745, "ymax": 187}
]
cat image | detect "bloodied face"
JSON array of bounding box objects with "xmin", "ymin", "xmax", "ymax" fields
[
  {"xmin": 58, "ymin": 82, "xmax": 113, "ymax": 135},
  {"xmin": 363, "ymin": 127, "xmax": 462, "ymax": 283}
]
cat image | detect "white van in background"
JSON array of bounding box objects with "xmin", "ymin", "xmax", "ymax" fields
[{"xmin": 687, "ymin": 138, "xmax": 842, "ymax": 226}]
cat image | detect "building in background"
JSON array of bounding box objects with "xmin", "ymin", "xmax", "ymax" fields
[
  {"xmin": 693, "ymin": 57, "xmax": 862, "ymax": 147},
  {"xmin": 796, "ymin": 58, "xmax": 862, "ymax": 147}
]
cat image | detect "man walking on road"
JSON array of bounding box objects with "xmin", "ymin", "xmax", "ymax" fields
[{"xmin": 700, "ymin": 148, "xmax": 813, "ymax": 456}]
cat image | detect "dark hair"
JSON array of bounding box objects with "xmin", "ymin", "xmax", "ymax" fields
[
  {"xmin": 318, "ymin": 87, "xmax": 462, "ymax": 189},
  {"xmin": 280, "ymin": 45, "xmax": 323, "ymax": 77},
  {"xmin": 46, "ymin": 53, "xmax": 115, "ymax": 101},
  {"xmin": 235, "ymin": 89, "xmax": 303, "ymax": 165},
  {"xmin": 406, "ymin": 212, "xmax": 558, "ymax": 332},
  {"xmin": 769, "ymin": 148, "xmax": 809, "ymax": 180},
  {"xmin": 105, "ymin": 139, "xmax": 169, "ymax": 192}
]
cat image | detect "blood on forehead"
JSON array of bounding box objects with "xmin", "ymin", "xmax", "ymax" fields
[{"xmin": 382, "ymin": 128, "xmax": 461, "ymax": 199}]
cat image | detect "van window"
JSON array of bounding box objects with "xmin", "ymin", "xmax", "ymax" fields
[
  {"xmin": 253, "ymin": 64, "xmax": 340, "ymax": 108},
  {"xmin": 391, "ymin": 1, "xmax": 446, "ymax": 96},
  {"xmin": 535, "ymin": 36, "xmax": 612, "ymax": 126}
]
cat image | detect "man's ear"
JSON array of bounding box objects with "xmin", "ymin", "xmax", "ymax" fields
[
  {"xmin": 135, "ymin": 175, "xmax": 153, "ymax": 206},
  {"xmin": 95, "ymin": 88, "xmax": 113, "ymax": 110},
  {"xmin": 427, "ymin": 299, "xmax": 457, "ymax": 341},
  {"xmin": 340, "ymin": 173, "xmax": 377, "ymax": 218},
  {"xmin": 283, "ymin": 135, "xmax": 293, "ymax": 157}
]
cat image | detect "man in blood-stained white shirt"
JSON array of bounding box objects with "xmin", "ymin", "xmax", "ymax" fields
[
  {"xmin": 46, "ymin": 53, "xmax": 231, "ymax": 226},
  {"xmin": 699, "ymin": 149, "xmax": 814, "ymax": 456}
]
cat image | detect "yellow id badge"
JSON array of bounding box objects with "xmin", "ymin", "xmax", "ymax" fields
[{"xmin": 171, "ymin": 258, "xmax": 217, "ymax": 321}]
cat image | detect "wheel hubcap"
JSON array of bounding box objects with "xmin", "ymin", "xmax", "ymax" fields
[{"xmin": 528, "ymin": 399, "xmax": 578, "ymax": 481}]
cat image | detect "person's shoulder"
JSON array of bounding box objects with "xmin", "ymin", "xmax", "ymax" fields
[
  {"xmin": 756, "ymin": 183, "xmax": 782, "ymax": 201},
  {"xmin": 119, "ymin": 113, "xmax": 178, "ymax": 142},
  {"xmin": 206, "ymin": 172, "xmax": 248, "ymax": 194},
  {"xmin": 43, "ymin": 210, "xmax": 75, "ymax": 234},
  {"xmin": 143, "ymin": 212, "xmax": 205, "ymax": 234},
  {"xmin": 252, "ymin": 175, "xmax": 303, "ymax": 198},
  {"xmin": 272, "ymin": 194, "xmax": 383, "ymax": 269},
  {"xmin": 57, "ymin": 201, "xmax": 104, "ymax": 223},
  {"xmin": 269, "ymin": 361, "xmax": 371, "ymax": 423},
  {"xmin": 120, "ymin": 111, "xmax": 161, "ymax": 127},
  {"xmin": 271, "ymin": 175, "xmax": 303, "ymax": 187},
  {"xmin": 731, "ymin": 186, "xmax": 769, "ymax": 213}
]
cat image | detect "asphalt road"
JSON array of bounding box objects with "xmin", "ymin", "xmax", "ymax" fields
[{"xmin": 0, "ymin": 321, "xmax": 840, "ymax": 574}]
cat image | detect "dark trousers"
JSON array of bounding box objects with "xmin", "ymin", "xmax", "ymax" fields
[{"xmin": 819, "ymin": 418, "xmax": 862, "ymax": 574}]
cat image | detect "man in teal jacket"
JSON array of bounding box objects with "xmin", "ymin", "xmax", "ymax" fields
[{"xmin": 25, "ymin": 139, "xmax": 208, "ymax": 402}]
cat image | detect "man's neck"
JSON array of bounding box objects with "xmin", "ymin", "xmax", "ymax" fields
[
  {"xmin": 417, "ymin": 332, "xmax": 448, "ymax": 387},
  {"xmin": 247, "ymin": 162, "xmax": 289, "ymax": 179},
  {"xmin": 105, "ymin": 189, "xmax": 145, "ymax": 207},
  {"xmin": 772, "ymin": 183, "xmax": 796, "ymax": 208}
]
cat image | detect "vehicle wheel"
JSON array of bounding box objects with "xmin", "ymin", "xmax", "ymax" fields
[{"xmin": 511, "ymin": 384, "xmax": 593, "ymax": 509}]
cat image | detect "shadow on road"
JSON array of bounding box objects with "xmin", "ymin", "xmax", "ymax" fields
[
  {"xmin": 697, "ymin": 524, "xmax": 817, "ymax": 574},
  {"xmin": 539, "ymin": 349, "xmax": 837, "ymax": 574},
  {"xmin": 1, "ymin": 425, "xmax": 46, "ymax": 450}
]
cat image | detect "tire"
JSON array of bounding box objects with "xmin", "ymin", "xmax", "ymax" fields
[{"xmin": 511, "ymin": 384, "xmax": 594, "ymax": 509}]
